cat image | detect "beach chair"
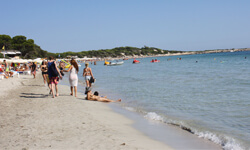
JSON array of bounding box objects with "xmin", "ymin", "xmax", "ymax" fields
[
  {"xmin": 11, "ymin": 71, "xmax": 20, "ymax": 78},
  {"xmin": 0, "ymin": 72, "xmax": 5, "ymax": 80},
  {"xmin": 17, "ymin": 70, "xmax": 31, "ymax": 75},
  {"xmin": 24, "ymin": 70, "xmax": 31, "ymax": 75}
]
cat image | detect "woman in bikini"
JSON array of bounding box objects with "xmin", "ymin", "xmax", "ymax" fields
[
  {"xmin": 83, "ymin": 62, "xmax": 94, "ymax": 88},
  {"xmin": 40, "ymin": 60, "xmax": 48, "ymax": 86}
]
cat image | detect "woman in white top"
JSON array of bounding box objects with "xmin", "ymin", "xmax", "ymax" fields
[{"xmin": 63, "ymin": 59, "xmax": 79, "ymax": 97}]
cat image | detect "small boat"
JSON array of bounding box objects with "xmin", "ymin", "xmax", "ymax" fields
[
  {"xmin": 108, "ymin": 61, "xmax": 124, "ymax": 66},
  {"xmin": 104, "ymin": 60, "xmax": 110, "ymax": 65},
  {"xmin": 150, "ymin": 59, "xmax": 160, "ymax": 63},
  {"xmin": 123, "ymin": 58, "xmax": 129, "ymax": 60},
  {"xmin": 133, "ymin": 58, "xmax": 140, "ymax": 64}
]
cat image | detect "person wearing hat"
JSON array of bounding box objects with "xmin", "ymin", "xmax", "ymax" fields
[
  {"xmin": 83, "ymin": 62, "xmax": 94, "ymax": 88},
  {"xmin": 86, "ymin": 88, "xmax": 121, "ymax": 103}
]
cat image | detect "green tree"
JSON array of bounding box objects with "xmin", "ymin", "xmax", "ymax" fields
[
  {"xmin": 11, "ymin": 35, "xmax": 27, "ymax": 50},
  {"xmin": 0, "ymin": 34, "xmax": 12, "ymax": 50},
  {"xmin": 23, "ymin": 39, "xmax": 36, "ymax": 58}
]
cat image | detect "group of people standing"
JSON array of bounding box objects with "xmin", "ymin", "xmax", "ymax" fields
[
  {"xmin": 40, "ymin": 56, "xmax": 93, "ymax": 98},
  {"xmin": 40, "ymin": 56, "xmax": 121, "ymax": 102}
]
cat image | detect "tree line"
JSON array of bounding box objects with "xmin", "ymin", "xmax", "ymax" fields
[
  {"xmin": 0, "ymin": 34, "xmax": 52, "ymax": 59},
  {"xmin": 0, "ymin": 34, "xmax": 183, "ymax": 59}
]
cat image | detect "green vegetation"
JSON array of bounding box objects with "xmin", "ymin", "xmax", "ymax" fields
[
  {"xmin": 57, "ymin": 46, "xmax": 183, "ymax": 58},
  {"xmin": 0, "ymin": 35, "xmax": 48, "ymax": 59},
  {"xmin": 1, "ymin": 34, "xmax": 183, "ymax": 59}
]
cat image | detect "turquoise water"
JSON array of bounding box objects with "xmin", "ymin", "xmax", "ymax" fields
[{"xmin": 65, "ymin": 51, "xmax": 250, "ymax": 150}]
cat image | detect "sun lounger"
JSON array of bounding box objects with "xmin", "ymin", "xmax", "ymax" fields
[
  {"xmin": 11, "ymin": 71, "xmax": 20, "ymax": 78},
  {"xmin": 0, "ymin": 72, "xmax": 4, "ymax": 80},
  {"xmin": 17, "ymin": 70, "xmax": 31, "ymax": 75}
]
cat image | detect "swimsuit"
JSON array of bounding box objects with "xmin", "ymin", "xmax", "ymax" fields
[
  {"xmin": 49, "ymin": 77, "xmax": 59, "ymax": 85},
  {"xmin": 41, "ymin": 66, "xmax": 48, "ymax": 75},
  {"xmin": 85, "ymin": 76, "xmax": 91, "ymax": 81},
  {"xmin": 84, "ymin": 68, "xmax": 91, "ymax": 81}
]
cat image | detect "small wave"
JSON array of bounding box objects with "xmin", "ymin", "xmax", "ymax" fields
[
  {"xmin": 143, "ymin": 112, "xmax": 245, "ymax": 150},
  {"xmin": 144, "ymin": 112, "xmax": 164, "ymax": 121},
  {"xmin": 195, "ymin": 131, "xmax": 244, "ymax": 150},
  {"xmin": 124, "ymin": 107, "xmax": 136, "ymax": 112}
]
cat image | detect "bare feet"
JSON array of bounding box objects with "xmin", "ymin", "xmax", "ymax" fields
[
  {"xmin": 56, "ymin": 93, "xmax": 59, "ymax": 97},
  {"xmin": 116, "ymin": 99, "xmax": 121, "ymax": 102},
  {"xmin": 70, "ymin": 93, "xmax": 73, "ymax": 96}
]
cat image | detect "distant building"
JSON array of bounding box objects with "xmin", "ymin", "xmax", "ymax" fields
[
  {"xmin": 0, "ymin": 50, "xmax": 22, "ymax": 58},
  {"xmin": 66, "ymin": 55, "xmax": 78, "ymax": 59}
]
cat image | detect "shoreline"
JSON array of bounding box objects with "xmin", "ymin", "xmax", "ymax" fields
[
  {"xmin": 0, "ymin": 73, "xmax": 173, "ymax": 150},
  {"xmin": 60, "ymin": 70, "xmax": 222, "ymax": 150},
  {"xmin": 110, "ymin": 104, "xmax": 222, "ymax": 150}
]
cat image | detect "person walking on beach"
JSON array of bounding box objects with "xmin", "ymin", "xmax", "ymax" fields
[
  {"xmin": 2, "ymin": 60, "xmax": 13, "ymax": 77},
  {"xmin": 63, "ymin": 59, "xmax": 79, "ymax": 97},
  {"xmin": 83, "ymin": 62, "xmax": 94, "ymax": 88},
  {"xmin": 31, "ymin": 62, "xmax": 37, "ymax": 79},
  {"xmin": 40, "ymin": 60, "xmax": 48, "ymax": 86},
  {"xmin": 47, "ymin": 56, "xmax": 62, "ymax": 98}
]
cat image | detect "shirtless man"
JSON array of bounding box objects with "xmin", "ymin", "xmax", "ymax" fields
[{"xmin": 86, "ymin": 89, "xmax": 121, "ymax": 103}]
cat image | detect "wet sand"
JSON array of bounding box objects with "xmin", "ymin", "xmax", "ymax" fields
[{"xmin": 0, "ymin": 73, "xmax": 173, "ymax": 150}]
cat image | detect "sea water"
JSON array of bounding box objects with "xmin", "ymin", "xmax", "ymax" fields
[{"xmin": 64, "ymin": 51, "xmax": 250, "ymax": 150}]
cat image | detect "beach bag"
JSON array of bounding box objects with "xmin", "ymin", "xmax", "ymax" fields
[
  {"xmin": 90, "ymin": 77, "xmax": 95, "ymax": 83},
  {"xmin": 50, "ymin": 62, "xmax": 59, "ymax": 77}
]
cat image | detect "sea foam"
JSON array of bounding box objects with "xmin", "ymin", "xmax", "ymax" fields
[
  {"xmin": 194, "ymin": 130, "xmax": 244, "ymax": 150},
  {"xmin": 143, "ymin": 112, "xmax": 245, "ymax": 150},
  {"xmin": 144, "ymin": 112, "xmax": 164, "ymax": 121}
]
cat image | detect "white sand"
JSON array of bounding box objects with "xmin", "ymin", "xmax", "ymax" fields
[{"xmin": 0, "ymin": 73, "xmax": 173, "ymax": 150}]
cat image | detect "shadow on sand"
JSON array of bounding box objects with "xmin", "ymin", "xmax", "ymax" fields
[{"xmin": 20, "ymin": 93, "xmax": 48, "ymax": 99}]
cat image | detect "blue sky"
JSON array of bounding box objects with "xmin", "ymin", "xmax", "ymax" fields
[{"xmin": 1, "ymin": 0, "xmax": 250, "ymax": 53}]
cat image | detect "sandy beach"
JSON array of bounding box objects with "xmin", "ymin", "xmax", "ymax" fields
[{"xmin": 0, "ymin": 72, "xmax": 173, "ymax": 150}]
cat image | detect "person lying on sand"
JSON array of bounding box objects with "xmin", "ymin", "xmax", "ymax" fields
[{"xmin": 86, "ymin": 88, "xmax": 121, "ymax": 103}]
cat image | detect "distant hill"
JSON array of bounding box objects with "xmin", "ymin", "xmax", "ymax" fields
[
  {"xmin": 1, "ymin": 34, "xmax": 249, "ymax": 59},
  {"xmin": 56, "ymin": 46, "xmax": 184, "ymax": 59}
]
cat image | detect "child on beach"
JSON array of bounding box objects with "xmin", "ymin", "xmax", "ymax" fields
[{"xmin": 59, "ymin": 61, "xmax": 65, "ymax": 76}]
